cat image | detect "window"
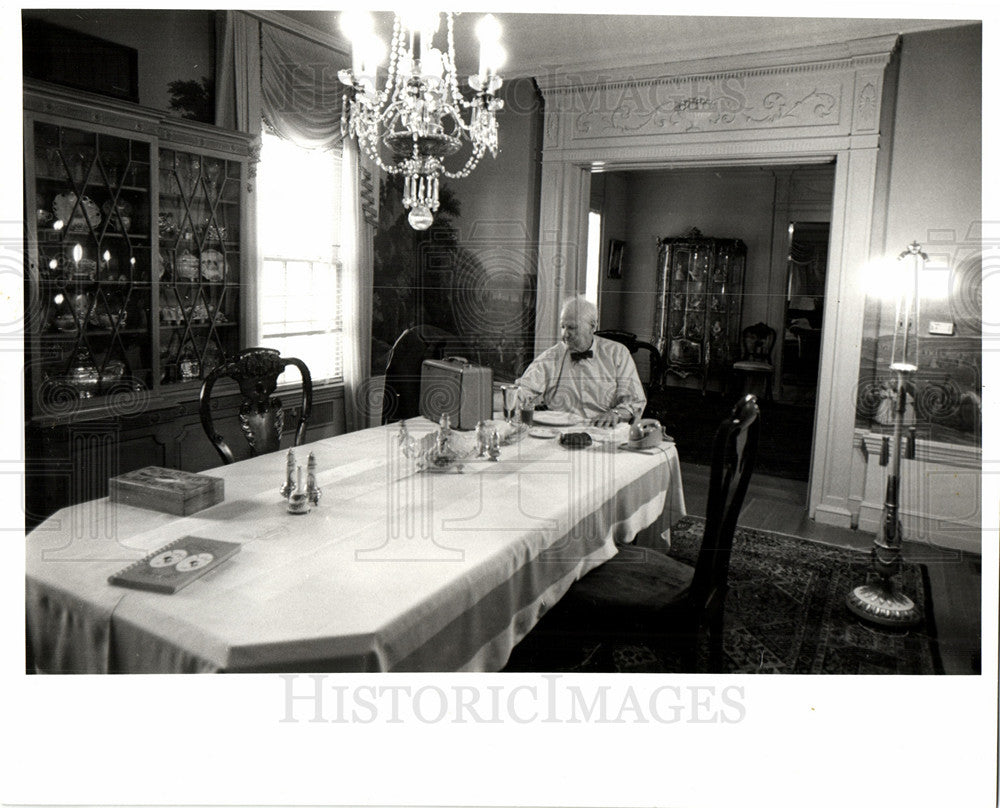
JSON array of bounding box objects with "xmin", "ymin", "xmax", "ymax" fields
[
  {"xmin": 256, "ymin": 130, "xmax": 344, "ymax": 383},
  {"xmin": 585, "ymin": 209, "xmax": 602, "ymax": 312}
]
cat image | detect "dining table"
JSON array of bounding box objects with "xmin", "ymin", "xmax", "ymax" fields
[{"xmin": 25, "ymin": 417, "xmax": 686, "ymax": 673}]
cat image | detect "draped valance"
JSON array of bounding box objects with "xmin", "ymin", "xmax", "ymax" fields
[{"xmin": 260, "ymin": 21, "xmax": 350, "ymax": 151}]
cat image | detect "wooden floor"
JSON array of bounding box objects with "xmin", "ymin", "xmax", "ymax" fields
[{"xmin": 680, "ymin": 462, "xmax": 982, "ymax": 675}]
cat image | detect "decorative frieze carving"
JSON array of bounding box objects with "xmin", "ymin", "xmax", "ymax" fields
[
  {"xmin": 568, "ymin": 74, "xmax": 845, "ymax": 140},
  {"xmin": 743, "ymin": 88, "xmax": 838, "ymax": 124},
  {"xmin": 540, "ymin": 38, "xmax": 900, "ymax": 148}
]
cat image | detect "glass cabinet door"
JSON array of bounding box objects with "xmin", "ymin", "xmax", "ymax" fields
[
  {"xmin": 157, "ymin": 147, "xmax": 242, "ymax": 384},
  {"xmin": 30, "ymin": 120, "xmax": 153, "ymax": 405}
]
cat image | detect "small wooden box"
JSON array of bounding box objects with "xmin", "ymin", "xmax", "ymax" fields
[{"xmin": 109, "ymin": 466, "xmax": 224, "ymax": 516}]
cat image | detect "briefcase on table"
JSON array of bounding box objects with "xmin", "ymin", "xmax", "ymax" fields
[{"xmin": 419, "ymin": 357, "xmax": 493, "ymax": 430}]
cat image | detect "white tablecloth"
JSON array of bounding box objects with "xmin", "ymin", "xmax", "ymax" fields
[{"xmin": 26, "ymin": 422, "xmax": 685, "ymax": 673}]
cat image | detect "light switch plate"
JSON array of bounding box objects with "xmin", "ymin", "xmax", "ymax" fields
[{"xmin": 928, "ymin": 321, "xmax": 955, "ymax": 335}]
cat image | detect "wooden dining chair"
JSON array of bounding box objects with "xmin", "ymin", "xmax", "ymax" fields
[
  {"xmin": 381, "ymin": 324, "xmax": 458, "ymax": 423},
  {"xmin": 732, "ymin": 322, "xmax": 776, "ymax": 400},
  {"xmin": 199, "ymin": 347, "xmax": 313, "ymax": 464},
  {"xmin": 595, "ymin": 329, "xmax": 663, "ymax": 389},
  {"xmin": 526, "ymin": 394, "xmax": 760, "ymax": 672}
]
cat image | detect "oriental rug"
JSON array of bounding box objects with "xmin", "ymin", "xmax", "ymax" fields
[{"xmin": 504, "ymin": 517, "xmax": 944, "ymax": 675}]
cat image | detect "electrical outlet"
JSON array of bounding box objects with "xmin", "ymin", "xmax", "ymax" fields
[{"xmin": 928, "ymin": 321, "xmax": 955, "ymax": 335}]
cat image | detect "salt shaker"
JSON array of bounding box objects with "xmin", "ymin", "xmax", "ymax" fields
[
  {"xmin": 279, "ymin": 449, "xmax": 296, "ymax": 498},
  {"xmin": 287, "ymin": 466, "xmax": 310, "ymax": 514}
]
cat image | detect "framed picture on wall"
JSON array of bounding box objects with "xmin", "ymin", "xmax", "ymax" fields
[{"xmin": 607, "ymin": 239, "xmax": 625, "ymax": 279}]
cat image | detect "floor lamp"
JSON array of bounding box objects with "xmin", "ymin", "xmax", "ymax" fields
[{"xmin": 846, "ymin": 242, "xmax": 924, "ymax": 628}]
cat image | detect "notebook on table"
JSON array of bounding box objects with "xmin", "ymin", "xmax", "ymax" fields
[{"xmin": 108, "ymin": 536, "xmax": 241, "ymax": 594}]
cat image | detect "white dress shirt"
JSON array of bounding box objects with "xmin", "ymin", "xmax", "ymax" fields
[{"xmin": 515, "ymin": 335, "xmax": 647, "ymax": 421}]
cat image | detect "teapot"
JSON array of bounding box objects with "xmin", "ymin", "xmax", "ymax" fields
[{"xmin": 65, "ymin": 350, "xmax": 100, "ymax": 398}]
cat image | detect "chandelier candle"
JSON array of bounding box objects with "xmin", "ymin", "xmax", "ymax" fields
[{"xmin": 339, "ymin": 11, "xmax": 505, "ymax": 230}]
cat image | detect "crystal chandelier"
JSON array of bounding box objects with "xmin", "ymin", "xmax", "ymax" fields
[{"xmin": 338, "ymin": 11, "xmax": 505, "ymax": 230}]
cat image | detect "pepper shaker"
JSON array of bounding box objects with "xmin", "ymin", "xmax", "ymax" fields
[{"xmin": 306, "ymin": 452, "xmax": 321, "ymax": 505}]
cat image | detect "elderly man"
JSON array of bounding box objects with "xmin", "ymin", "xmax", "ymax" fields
[{"xmin": 515, "ymin": 296, "xmax": 646, "ymax": 427}]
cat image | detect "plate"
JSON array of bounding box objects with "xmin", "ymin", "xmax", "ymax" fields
[
  {"xmin": 53, "ymin": 192, "xmax": 101, "ymax": 232},
  {"xmin": 531, "ymin": 410, "xmax": 583, "ymax": 427},
  {"xmin": 528, "ymin": 427, "xmax": 558, "ymax": 439}
]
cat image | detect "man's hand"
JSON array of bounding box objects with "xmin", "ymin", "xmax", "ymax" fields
[{"xmin": 592, "ymin": 408, "xmax": 626, "ymax": 428}]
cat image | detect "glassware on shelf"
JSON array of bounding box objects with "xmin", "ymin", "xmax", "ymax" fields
[
  {"xmin": 158, "ymin": 211, "xmax": 177, "ymax": 237},
  {"xmin": 179, "ymin": 347, "xmax": 201, "ymax": 380},
  {"xmin": 160, "ymin": 288, "xmax": 182, "ymax": 324},
  {"xmin": 101, "ymin": 199, "xmax": 132, "ymax": 232}
]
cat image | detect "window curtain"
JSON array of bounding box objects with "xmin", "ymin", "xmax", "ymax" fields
[
  {"xmin": 214, "ymin": 11, "xmax": 262, "ymax": 340},
  {"xmin": 340, "ymin": 141, "xmax": 376, "ymax": 432},
  {"xmin": 214, "ymin": 11, "xmax": 260, "ymax": 133},
  {"xmin": 216, "ymin": 12, "xmax": 376, "ymax": 431}
]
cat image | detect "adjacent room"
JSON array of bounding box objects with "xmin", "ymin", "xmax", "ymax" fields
[{"xmin": 21, "ymin": 10, "xmax": 982, "ymax": 676}]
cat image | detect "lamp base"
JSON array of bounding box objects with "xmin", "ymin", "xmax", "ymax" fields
[{"xmin": 846, "ymin": 578, "xmax": 921, "ymax": 628}]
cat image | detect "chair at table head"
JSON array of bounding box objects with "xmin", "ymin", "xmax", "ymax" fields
[
  {"xmin": 689, "ymin": 393, "xmax": 761, "ymax": 630},
  {"xmin": 732, "ymin": 322, "xmax": 776, "ymax": 400},
  {"xmin": 594, "ymin": 329, "xmax": 662, "ymax": 389},
  {"xmin": 381, "ymin": 324, "xmax": 457, "ymax": 424},
  {"xmin": 199, "ymin": 347, "xmax": 313, "ymax": 465},
  {"xmin": 511, "ymin": 394, "xmax": 760, "ymax": 673}
]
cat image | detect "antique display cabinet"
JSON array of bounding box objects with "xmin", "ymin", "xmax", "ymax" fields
[{"xmin": 651, "ymin": 229, "xmax": 746, "ymax": 392}]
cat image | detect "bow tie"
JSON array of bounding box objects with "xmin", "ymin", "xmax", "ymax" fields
[{"xmin": 570, "ymin": 349, "xmax": 593, "ymax": 362}]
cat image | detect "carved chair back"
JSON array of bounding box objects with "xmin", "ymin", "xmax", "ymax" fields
[
  {"xmin": 199, "ymin": 348, "xmax": 313, "ymax": 464},
  {"xmin": 739, "ymin": 322, "xmax": 777, "ymax": 364}
]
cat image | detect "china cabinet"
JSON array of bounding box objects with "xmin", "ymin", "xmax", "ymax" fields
[
  {"xmin": 24, "ymin": 80, "xmax": 252, "ymax": 418},
  {"xmin": 651, "ymin": 229, "xmax": 746, "ymax": 392}
]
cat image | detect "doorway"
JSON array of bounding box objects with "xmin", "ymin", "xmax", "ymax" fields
[
  {"xmin": 589, "ymin": 165, "xmax": 832, "ymax": 484},
  {"xmin": 779, "ymin": 221, "xmax": 830, "ymax": 407}
]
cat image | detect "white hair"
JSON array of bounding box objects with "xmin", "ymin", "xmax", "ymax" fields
[{"xmin": 560, "ymin": 296, "xmax": 598, "ymax": 328}]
